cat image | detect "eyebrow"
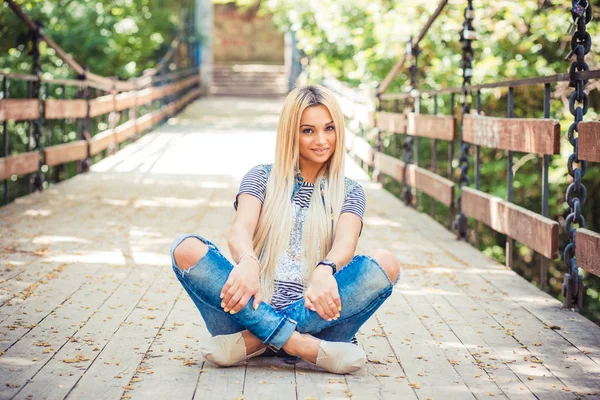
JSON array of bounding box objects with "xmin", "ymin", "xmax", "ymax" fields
[{"xmin": 300, "ymin": 121, "xmax": 334, "ymax": 128}]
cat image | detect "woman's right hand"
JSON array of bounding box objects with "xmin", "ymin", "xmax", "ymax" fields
[{"xmin": 220, "ymin": 257, "xmax": 262, "ymax": 313}]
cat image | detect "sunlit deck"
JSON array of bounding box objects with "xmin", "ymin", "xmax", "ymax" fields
[{"xmin": 1, "ymin": 97, "xmax": 599, "ymax": 399}]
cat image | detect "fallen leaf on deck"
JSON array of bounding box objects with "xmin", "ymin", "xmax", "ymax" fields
[{"xmin": 63, "ymin": 354, "xmax": 89, "ymax": 363}]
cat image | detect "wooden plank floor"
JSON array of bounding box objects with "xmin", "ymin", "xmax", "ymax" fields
[{"xmin": 1, "ymin": 97, "xmax": 600, "ymax": 399}]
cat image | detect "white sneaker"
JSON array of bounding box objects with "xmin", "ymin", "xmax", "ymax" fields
[
  {"xmin": 312, "ymin": 340, "xmax": 366, "ymax": 374},
  {"xmin": 200, "ymin": 332, "xmax": 267, "ymax": 367}
]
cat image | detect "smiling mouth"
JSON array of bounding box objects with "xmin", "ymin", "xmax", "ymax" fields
[{"xmin": 313, "ymin": 148, "xmax": 329, "ymax": 152}]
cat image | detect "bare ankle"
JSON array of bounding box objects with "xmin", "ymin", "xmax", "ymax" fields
[
  {"xmin": 282, "ymin": 332, "xmax": 320, "ymax": 363},
  {"xmin": 241, "ymin": 330, "xmax": 265, "ymax": 354}
]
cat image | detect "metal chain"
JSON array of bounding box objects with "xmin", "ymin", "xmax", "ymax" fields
[
  {"xmin": 30, "ymin": 21, "xmax": 43, "ymax": 191},
  {"xmin": 562, "ymin": 0, "xmax": 592, "ymax": 311},
  {"xmin": 402, "ymin": 39, "xmax": 418, "ymax": 205},
  {"xmin": 453, "ymin": 0, "xmax": 475, "ymax": 239},
  {"xmin": 78, "ymin": 66, "xmax": 91, "ymax": 172}
]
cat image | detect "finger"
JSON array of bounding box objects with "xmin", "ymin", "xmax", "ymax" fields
[
  {"xmin": 232, "ymin": 292, "xmax": 252, "ymax": 313},
  {"xmin": 225, "ymin": 287, "xmax": 244, "ymax": 311},
  {"xmin": 314, "ymin": 301, "xmax": 328, "ymax": 320},
  {"xmin": 316, "ymin": 297, "xmax": 335, "ymax": 320},
  {"xmin": 252, "ymin": 292, "xmax": 262, "ymax": 310},
  {"xmin": 331, "ymin": 291, "xmax": 342, "ymax": 314},
  {"xmin": 305, "ymin": 297, "xmax": 316, "ymax": 311},
  {"xmin": 322, "ymin": 295, "xmax": 338, "ymax": 319},
  {"xmin": 326, "ymin": 296, "xmax": 339, "ymax": 319},
  {"xmin": 321, "ymin": 297, "xmax": 337, "ymax": 320},
  {"xmin": 221, "ymin": 282, "xmax": 239, "ymax": 310},
  {"xmin": 220, "ymin": 278, "xmax": 233, "ymax": 300}
]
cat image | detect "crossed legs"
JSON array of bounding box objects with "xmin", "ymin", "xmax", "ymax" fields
[{"xmin": 173, "ymin": 237, "xmax": 400, "ymax": 363}]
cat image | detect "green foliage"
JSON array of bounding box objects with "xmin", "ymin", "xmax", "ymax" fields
[
  {"xmin": 0, "ymin": 0, "xmax": 191, "ymax": 80},
  {"xmin": 262, "ymin": 0, "xmax": 600, "ymax": 323},
  {"xmin": 1, "ymin": 0, "xmax": 195, "ymax": 203}
]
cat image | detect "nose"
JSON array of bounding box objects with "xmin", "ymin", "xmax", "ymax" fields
[{"xmin": 315, "ymin": 130, "xmax": 328, "ymax": 145}]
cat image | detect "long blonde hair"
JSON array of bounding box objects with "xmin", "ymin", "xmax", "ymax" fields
[{"xmin": 253, "ymin": 85, "xmax": 347, "ymax": 303}]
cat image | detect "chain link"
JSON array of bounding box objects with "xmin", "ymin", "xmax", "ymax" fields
[
  {"xmin": 402, "ymin": 39, "xmax": 418, "ymax": 205},
  {"xmin": 453, "ymin": 0, "xmax": 475, "ymax": 239},
  {"xmin": 30, "ymin": 22, "xmax": 43, "ymax": 191},
  {"xmin": 562, "ymin": 0, "xmax": 591, "ymax": 311}
]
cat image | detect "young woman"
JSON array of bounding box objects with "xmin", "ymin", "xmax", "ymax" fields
[{"xmin": 170, "ymin": 85, "xmax": 400, "ymax": 374}]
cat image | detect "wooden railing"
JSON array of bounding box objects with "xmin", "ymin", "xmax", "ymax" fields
[
  {"xmin": 323, "ymin": 0, "xmax": 600, "ymax": 313},
  {"xmin": 1, "ymin": 0, "xmax": 201, "ymax": 205}
]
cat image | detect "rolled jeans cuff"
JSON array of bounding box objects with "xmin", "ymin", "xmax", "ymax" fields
[{"xmin": 265, "ymin": 316, "xmax": 298, "ymax": 351}]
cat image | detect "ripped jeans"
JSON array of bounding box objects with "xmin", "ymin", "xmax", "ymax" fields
[{"xmin": 170, "ymin": 234, "xmax": 399, "ymax": 352}]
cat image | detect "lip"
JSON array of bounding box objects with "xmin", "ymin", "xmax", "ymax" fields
[{"xmin": 312, "ymin": 148, "xmax": 329, "ymax": 152}]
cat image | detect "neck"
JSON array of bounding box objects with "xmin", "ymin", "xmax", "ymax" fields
[{"xmin": 298, "ymin": 159, "xmax": 325, "ymax": 184}]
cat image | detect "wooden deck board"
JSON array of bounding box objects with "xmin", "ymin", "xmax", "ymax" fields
[
  {"xmin": 1, "ymin": 97, "xmax": 599, "ymax": 399},
  {"xmin": 13, "ymin": 263, "xmax": 162, "ymax": 399}
]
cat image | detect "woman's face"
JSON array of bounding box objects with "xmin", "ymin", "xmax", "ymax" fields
[{"xmin": 298, "ymin": 104, "xmax": 336, "ymax": 168}]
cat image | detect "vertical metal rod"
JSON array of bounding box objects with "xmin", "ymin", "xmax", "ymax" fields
[
  {"xmin": 393, "ymin": 99, "xmax": 399, "ymax": 159},
  {"xmin": 27, "ymin": 81, "xmax": 33, "ymax": 152},
  {"xmin": 432, "ymin": 95, "xmax": 438, "ymax": 218},
  {"xmin": 31, "ymin": 23, "xmax": 44, "ymax": 192},
  {"xmin": 61, "ymin": 84, "xmax": 67, "ymax": 142},
  {"xmin": 448, "ymin": 93, "xmax": 456, "ymax": 229},
  {"xmin": 506, "ymin": 86, "xmax": 515, "ymax": 269},
  {"xmin": 540, "ymin": 83, "xmax": 551, "ymax": 291},
  {"xmin": 44, "ymin": 82, "xmax": 50, "ymax": 147},
  {"xmin": 414, "ymin": 94, "xmax": 420, "ymax": 209},
  {"xmin": 449, "ymin": 93, "xmax": 455, "ymax": 179},
  {"xmin": 2, "ymin": 77, "xmax": 8, "ymax": 205},
  {"xmin": 474, "ymin": 90, "xmax": 482, "ymax": 248}
]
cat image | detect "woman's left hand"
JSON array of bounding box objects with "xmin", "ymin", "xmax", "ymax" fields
[{"xmin": 305, "ymin": 266, "xmax": 341, "ymax": 321}]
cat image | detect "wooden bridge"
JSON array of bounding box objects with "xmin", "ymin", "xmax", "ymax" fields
[
  {"xmin": 1, "ymin": 95, "xmax": 600, "ymax": 400},
  {"xmin": 2, "ymin": 0, "xmax": 600, "ymax": 399}
]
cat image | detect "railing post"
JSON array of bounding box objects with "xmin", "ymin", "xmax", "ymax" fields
[
  {"xmin": 402, "ymin": 37, "xmax": 416, "ymax": 206},
  {"xmin": 562, "ymin": 0, "xmax": 592, "ymax": 311},
  {"xmin": 31, "ymin": 20, "xmax": 44, "ymax": 192},
  {"xmin": 541, "ymin": 83, "xmax": 551, "ymax": 292},
  {"xmin": 432, "ymin": 95, "xmax": 438, "ymax": 218},
  {"xmin": 506, "ymin": 86, "xmax": 514, "ymax": 269},
  {"xmin": 448, "ymin": 92, "xmax": 456, "ymax": 230},
  {"xmin": 474, "ymin": 90, "xmax": 481, "ymax": 247},
  {"xmin": 392, "ymin": 99, "xmax": 400, "ymax": 159},
  {"xmin": 453, "ymin": 0, "xmax": 475, "ymax": 240},
  {"xmin": 2, "ymin": 76, "xmax": 8, "ymax": 205},
  {"xmin": 374, "ymin": 90, "xmax": 383, "ymax": 184},
  {"xmin": 78, "ymin": 65, "xmax": 91, "ymax": 173},
  {"xmin": 108, "ymin": 77, "xmax": 118, "ymax": 156}
]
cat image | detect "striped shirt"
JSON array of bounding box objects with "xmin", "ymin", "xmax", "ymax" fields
[{"xmin": 233, "ymin": 165, "xmax": 366, "ymax": 312}]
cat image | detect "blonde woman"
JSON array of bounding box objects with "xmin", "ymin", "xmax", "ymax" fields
[{"xmin": 170, "ymin": 85, "xmax": 400, "ymax": 374}]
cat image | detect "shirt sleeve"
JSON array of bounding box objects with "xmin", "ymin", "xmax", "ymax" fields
[
  {"xmin": 233, "ymin": 165, "xmax": 268, "ymax": 211},
  {"xmin": 341, "ymin": 181, "xmax": 366, "ymax": 236}
]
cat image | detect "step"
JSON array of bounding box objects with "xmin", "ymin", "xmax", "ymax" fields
[
  {"xmin": 209, "ymin": 88, "xmax": 288, "ymax": 97},
  {"xmin": 213, "ymin": 64, "xmax": 287, "ymax": 73}
]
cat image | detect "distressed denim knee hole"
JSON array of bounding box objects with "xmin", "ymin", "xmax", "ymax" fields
[
  {"xmin": 170, "ymin": 234, "xmax": 213, "ymax": 276},
  {"xmin": 363, "ymin": 254, "xmax": 397, "ymax": 288}
]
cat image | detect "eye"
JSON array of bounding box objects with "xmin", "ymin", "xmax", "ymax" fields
[
  {"xmin": 302, "ymin": 128, "xmax": 313, "ymax": 134},
  {"xmin": 326, "ymin": 125, "xmax": 335, "ymax": 131}
]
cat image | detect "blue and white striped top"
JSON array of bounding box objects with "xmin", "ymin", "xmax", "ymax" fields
[{"xmin": 233, "ymin": 164, "xmax": 366, "ymax": 312}]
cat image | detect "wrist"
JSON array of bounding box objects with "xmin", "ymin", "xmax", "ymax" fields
[
  {"xmin": 237, "ymin": 253, "xmax": 260, "ymax": 270},
  {"xmin": 316, "ymin": 259, "xmax": 337, "ymax": 274},
  {"xmin": 315, "ymin": 263, "xmax": 334, "ymax": 275}
]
